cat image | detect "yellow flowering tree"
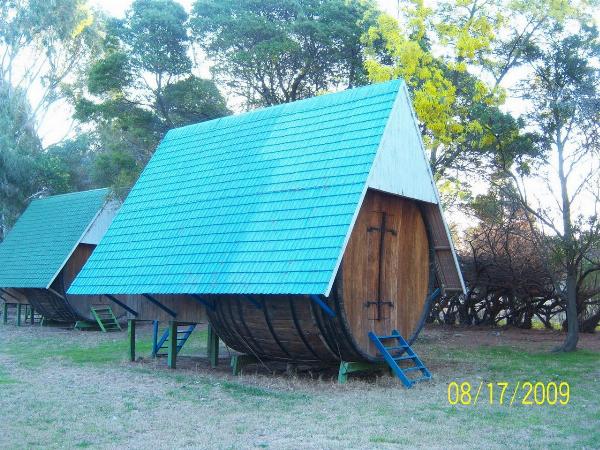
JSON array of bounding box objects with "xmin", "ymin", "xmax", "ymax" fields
[{"xmin": 364, "ymin": 0, "xmax": 511, "ymax": 184}]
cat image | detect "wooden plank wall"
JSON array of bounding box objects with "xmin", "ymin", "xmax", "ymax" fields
[
  {"xmin": 117, "ymin": 294, "xmax": 207, "ymax": 323},
  {"xmin": 63, "ymin": 244, "xmax": 206, "ymax": 323},
  {"xmin": 61, "ymin": 243, "xmax": 124, "ymax": 321},
  {"xmin": 340, "ymin": 189, "xmax": 429, "ymax": 357}
]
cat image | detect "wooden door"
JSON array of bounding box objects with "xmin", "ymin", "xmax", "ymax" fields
[{"xmin": 340, "ymin": 190, "xmax": 429, "ymax": 359}]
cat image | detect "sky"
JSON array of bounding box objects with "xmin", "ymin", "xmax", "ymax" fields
[
  {"xmin": 88, "ymin": 0, "xmax": 399, "ymax": 18},
  {"xmin": 30, "ymin": 0, "xmax": 599, "ymax": 235}
]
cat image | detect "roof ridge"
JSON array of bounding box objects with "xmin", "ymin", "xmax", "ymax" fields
[
  {"xmin": 31, "ymin": 187, "xmax": 109, "ymax": 202},
  {"xmin": 166, "ymin": 79, "xmax": 404, "ymax": 139}
]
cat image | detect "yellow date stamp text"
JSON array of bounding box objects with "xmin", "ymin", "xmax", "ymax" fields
[{"xmin": 447, "ymin": 381, "xmax": 570, "ymax": 406}]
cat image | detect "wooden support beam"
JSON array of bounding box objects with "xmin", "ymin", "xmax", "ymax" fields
[
  {"xmin": 207, "ymin": 323, "xmax": 219, "ymax": 368},
  {"xmin": 30, "ymin": 307, "xmax": 35, "ymax": 325},
  {"xmin": 142, "ymin": 294, "xmax": 177, "ymax": 318},
  {"xmin": 152, "ymin": 320, "xmax": 159, "ymax": 357},
  {"xmin": 105, "ymin": 295, "xmax": 138, "ymax": 317},
  {"xmin": 337, "ymin": 361, "xmax": 390, "ymax": 384},
  {"xmin": 167, "ymin": 321, "xmax": 177, "ymax": 369},
  {"xmin": 128, "ymin": 320, "xmax": 136, "ymax": 362},
  {"xmin": 230, "ymin": 354, "xmax": 260, "ymax": 376},
  {"xmin": 3, "ymin": 302, "xmax": 7, "ymax": 325},
  {"xmin": 16, "ymin": 303, "xmax": 22, "ymax": 326}
]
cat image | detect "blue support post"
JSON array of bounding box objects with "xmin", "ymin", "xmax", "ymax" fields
[
  {"xmin": 244, "ymin": 295, "xmax": 262, "ymax": 309},
  {"xmin": 190, "ymin": 294, "xmax": 214, "ymax": 310},
  {"xmin": 152, "ymin": 320, "xmax": 159, "ymax": 357},
  {"xmin": 309, "ymin": 295, "xmax": 336, "ymax": 317}
]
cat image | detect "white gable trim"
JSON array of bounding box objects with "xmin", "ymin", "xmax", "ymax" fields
[
  {"xmin": 324, "ymin": 82, "xmax": 466, "ymax": 296},
  {"xmin": 44, "ymin": 199, "xmax": 120, "ymax": 289},
  {"xmin": 81, "ymin": 200, "xmax": 119, "ymax": 245},
  {"xmin": 367, "ymin": 88, "xmax": 437, "ymax": 203},
  {"xmin": 400, "ymin": 83, "xmax": 466, "ymax": 293}
]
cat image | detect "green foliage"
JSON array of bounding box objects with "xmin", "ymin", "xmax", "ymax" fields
[
  {"xmin": 162, "ymin": 76, "xmax": 230, "ymax": 127},
  {"xmin": 0, "ymin": 0, "xmax": 99, "ymax": 128},
  {"xmin": 124, "ymin": 0, "xmax": 191, "ymax": 77},
  {"xmin": 87, "ymin": 52, "xmax": 132, "ymax": 95},
  {"xmin": 0, "ymin": 0, "xmax": 102, "ymax": 234},
  {"xmin": 190, "ymin": 0, "xmax": 380, "ymax": 107},
  {"xmin": 43, "ymin": 134, "xmax": 99, "ymax": 192},
  {"xmin": 75, "ymin": 0, "xmax": 229, "ymax": 194},
  {"xmin": 0, "ymin": 80, "xmax": 42, "ymax": 233},
  {"xmin": 521, "ymin": 23, "xmax": 600, "ymax": 154},
  {"xmin": 92, "ymin": 150, "xmax": 138, "ymax": 199}
]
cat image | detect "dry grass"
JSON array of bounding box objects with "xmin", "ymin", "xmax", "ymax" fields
[{"xmin": 0, "ymin": 323, "xmax": 598, "ymax": 449}]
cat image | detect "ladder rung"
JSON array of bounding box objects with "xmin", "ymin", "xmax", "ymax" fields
[
  {"xmin": 393, "ymin": 355, "xmax": 417, "ymax": 361},
  {"xmin": 403, "ymin": 366, "xmax": 424, "ymax": 372},
  {"xmin": 385, "ymin": 345, "xmax": 409, "ymax": 350}
]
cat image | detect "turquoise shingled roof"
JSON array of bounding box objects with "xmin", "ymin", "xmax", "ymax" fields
[
  {"xmin": 68, "ymin": 80, "xmax": 403, "ymax": 296},
  {"xmin": 0, "ymin": 188, "xmax": 109, "ymax": 288}
]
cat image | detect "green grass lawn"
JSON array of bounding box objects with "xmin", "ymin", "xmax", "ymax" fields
[{"xmin": 0, "ymin": 324, "xmax": 598, "ymax": 449}]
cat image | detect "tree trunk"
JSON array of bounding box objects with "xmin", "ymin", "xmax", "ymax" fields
[
  {"xmin": 558, "ymin": 272, "xmax": 579, "ymax": 351},
  {"xmin": 555, "ymin": 132, "xmax": 578, "ymax": 352}
]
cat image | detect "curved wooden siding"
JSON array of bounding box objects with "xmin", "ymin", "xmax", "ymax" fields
[
  {"xmin": 23, "ymin": 287, "xmax": 81, "ymax": 322},
  {"xmin": 207, "ymin": 293, "xmax": 363, "ymax": 363},
  {"xmin": 207, "ymin": 190, "xmax": 431, "ymax": 363}
]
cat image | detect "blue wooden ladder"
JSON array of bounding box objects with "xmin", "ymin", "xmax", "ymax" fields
[
  {"xmin": 152, "ymin": 323, "xmax": 196, "ymax": 357},
  {"xmin": 368, "ymin": 329, "xmax": 431, "ymax": 388}
]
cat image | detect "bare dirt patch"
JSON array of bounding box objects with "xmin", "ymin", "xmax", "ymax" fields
[{"xmin": 423, "ymin": 324, "xmax": 600, "ymax": 352}]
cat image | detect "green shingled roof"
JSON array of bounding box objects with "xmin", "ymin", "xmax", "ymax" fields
[
  {"xmin": 68, "ymin": 80, "xmax": 404, "ymax": 296},
  {"xmin": 0, "ymin": 188, "xmax": 109, "ymax": 288}
]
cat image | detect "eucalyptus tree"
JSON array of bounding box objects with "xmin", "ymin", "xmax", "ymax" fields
[
  {"xmin": 0, "ymin": 0, "xmax": 97, "ymax": 234},
  {"xmin": 0, "ymin": 0, "xmax": 98, "ymax": 136},
  {"xmin": 74, "ymin": 0, "xmax": 229, "ymax": 195},
  {"xmin": 190, "ymin": 0, "xmax": 381, "ymax": 107}
]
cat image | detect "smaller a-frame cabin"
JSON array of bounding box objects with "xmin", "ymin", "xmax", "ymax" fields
[
  {"xmin": 0, "ymin": 189, "xmax": 206, "ymax": 328},
  {"xmin": 0, "ymin": 189, "xmax": 122, "ymax": 322}
]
